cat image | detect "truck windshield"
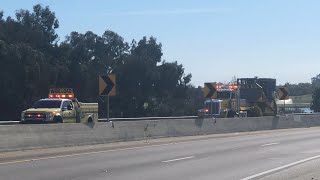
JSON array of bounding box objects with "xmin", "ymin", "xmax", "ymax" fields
[
  {"xmin": 217, "ymin": 91, "xmax": 231, "ymax": 99},
  {"xmin": 32, "ymin": 100, "xmax": 62, "ymax": 108}
]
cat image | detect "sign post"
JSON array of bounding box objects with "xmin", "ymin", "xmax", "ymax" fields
[
  {"xmin": 278, "ymin": 86, "xmax": 289, "ymax": 114},
  {"xmin": 99, "ymin": 74, "xmax": 116, "ymax": 121},
  {"xmin": 107, "ymin": 95, "xmax": 109, "ymax": 121}
]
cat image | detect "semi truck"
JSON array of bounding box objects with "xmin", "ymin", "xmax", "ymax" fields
[
  {"xmin": 20, "ymin": 88, "xmax": 98, "ymax": 123},
  {"xmin": 200, "ymin": 77, "xmax": 277, "ymax": 118},
  {"xmin": 200, "ymin": 86, "xmax": 238, "ymax": 118}
]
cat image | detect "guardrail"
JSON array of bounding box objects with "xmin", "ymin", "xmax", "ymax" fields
[
  {"xmin": 0, "ymin": 116, "xmax": 198, "ymax": 125},
  {"xmin": 99, "ymin": 116, "xmax": 198, "ymax": 122},
  {"xmin": 0, "ymin": 113, "xmax": 318, "ymax": 125},
  {"xmin": 0, "ymin": 121, "xmax": 20, "ymax": 125},
  {"xmin": 291, "ymin": 113, "xmax": 319, "ymax": 115}
]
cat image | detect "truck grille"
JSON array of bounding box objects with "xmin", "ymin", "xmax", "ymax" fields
[
  {"xmin": 24, "ymin": 113, "xmax": 46, "ymax": 120},
  {"xmin": 205, "ymin": 101, "xmax": 220, "ymax": 115}
]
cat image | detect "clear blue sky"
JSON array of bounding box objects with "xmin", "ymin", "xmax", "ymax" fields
[{"xmin": 1, "ymin": 0, "xmax": 320, "ymax": 86}]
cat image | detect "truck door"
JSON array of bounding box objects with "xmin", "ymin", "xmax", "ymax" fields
[
  {"xmin": 72, "ymin": 101, "xmax": 81, "ymax": 123},
  {"xmin": 62, "ymin": 100, "xmax": 76, "ymax": 123}
]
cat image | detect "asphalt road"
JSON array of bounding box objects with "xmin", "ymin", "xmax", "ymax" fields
[
  {"xmin": 2, "ymin": 127, "xmax": 320, "ymax": 180},
  {"xmin": 259, "ymin": 157, "xmax": 320, "ymax": 180}
]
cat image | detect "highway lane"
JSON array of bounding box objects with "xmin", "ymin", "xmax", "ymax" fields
[
  {"xmin": 260, "ymin": 156, "xmax": 320, "ymax": 180},
  {"xmin": 1, "ymin": 127, "xmax": 320, "ymax": 180}
]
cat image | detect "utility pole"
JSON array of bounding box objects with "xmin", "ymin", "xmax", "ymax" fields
[{"xmin": 237, "ymin": 79, "xmax": 241, "ymax": 116}]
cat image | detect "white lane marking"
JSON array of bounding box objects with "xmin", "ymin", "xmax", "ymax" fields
[
  {"xmin": 261, "ymin": 142, "xmax": 279, "ymax": 147},
  {"xmin": 240, "ymin": 154, "xmax": 320, "ymax": 180},
  {"xmin": 0, "ymin": 138, "xmax": 216, "ymax": 166},
  {"xmin": 162, "ymin": 156, "xmax": 195, "ymax": 163},
  {"xmin": 301, "ymin": 150, "xmax": 320, "ymax": 154}
]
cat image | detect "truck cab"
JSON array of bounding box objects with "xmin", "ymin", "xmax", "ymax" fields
[
  {"xmin": 200, "ymin": 88, "xmax": 238, "ymax": 118},
  {"xmin": 21, "ymin": 88, "xmax": 98, "ymax": 123},
  {"xmin": 21, "ymin": 98, "xmax": 76, "ymax": 123}
]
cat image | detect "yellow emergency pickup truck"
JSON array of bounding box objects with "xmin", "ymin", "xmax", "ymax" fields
[{"xmin": 20, "ymin": 89, "xmax": 98, "ymax": 123}]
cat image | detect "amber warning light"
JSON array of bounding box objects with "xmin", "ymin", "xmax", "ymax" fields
[{"xmin": 48, "ymin": 88, "xmax": 74, "ymax": 99}]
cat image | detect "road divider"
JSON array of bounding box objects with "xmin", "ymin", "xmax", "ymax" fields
[{"xmin": 1, "ymin": 114, "xmax": 320, "ymax": 152}]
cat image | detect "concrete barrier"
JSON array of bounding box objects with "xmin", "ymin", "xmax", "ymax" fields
[{"xmin": 1, "ymin": 114, "xmax": 320, "ymax": 152}]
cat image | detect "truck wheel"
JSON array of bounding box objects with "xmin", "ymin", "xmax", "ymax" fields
[
  {"xmin": 53, "ymin": 116, "xmax": 63, "ymax": 123},
  {"xmin": 87, "ymin": 117, "xmax": 93, "ymax": 123}
]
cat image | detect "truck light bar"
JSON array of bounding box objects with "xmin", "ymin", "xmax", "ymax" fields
[
  {"xmin": 48, "ymin": 88, "xmax": 74, "ymax": 99},
  {"xmin": 216, "ymin": 84, "xmax": 238, "ymax": 90},
  {"xmin": 228, "ymin": 85, "xmax": 238, "ymax": 89},
  {"xmin": 48, "ymin": 93, "xmax": 74, "ymax": 99}
]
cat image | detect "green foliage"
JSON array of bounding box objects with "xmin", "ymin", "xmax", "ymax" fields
[
  {"xmin": 286, "ymin": 74, "xmax": 320, "ymax": 97},
  {"xmin": 312, "ymin": 74, "xmax": 320, "ymax": 87},
  {"xmin": 0, "ymin": 4, "xmax": 203, "ymax": 119},
  {"xmin": 311, "ymin": 88, "xmax": 320, "ymax": 112},
  {"xmin": 288, "ymin": 74, "xmax": 320, "ymax": 112},
  {"xmin": 13, "ymin": 4, "xmax": 59, "ymax": 49},
  {"xmin": 286, "ymin": 83, "xmax": 314, "ymax": 96}
]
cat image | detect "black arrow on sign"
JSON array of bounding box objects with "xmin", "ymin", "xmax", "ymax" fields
[
  {"xmin": 205, "ymin": 83, "xmax": 217, "ymax": 98},
  {"xmin": 101, "ymin": 75, "xmax": 115, "ymax": 96},
  {"xmin": 279, "ymin": 87, "xmax": 288, "ymax": 100}
]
